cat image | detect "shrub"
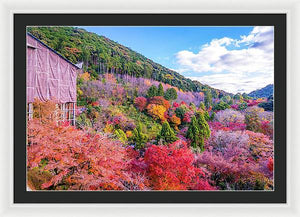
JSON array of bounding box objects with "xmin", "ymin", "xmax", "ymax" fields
[
  {"xmin": 111, "ymin": 114, "xmax": 136, "ymax": 131},
  {"xmin": 238, "ymin": 102, "xmax": 248, "ymax": 110},
  {"xmin": 175, "ymin": 104, "xmax": 188, "ymax": 120},
  {"xmin": 244, "ymin": 106, "xmax": 264, "ymax": 132},
  {"xmin": 182, "ymin": 112, "xmax": 192, "ymax": 123},
  {"xmin": 214, "ymin": 109, "xmax": 245, "ymax": 127},
  {"xmin": 246, "ymin": 130, "xmax": 273, "ymax": 161},
  {"xmin": 197, "ymin": 130, "xmax": 273, "ymax": 190},
  {"xmin": 144, "ymin": 140, "xmax": 215, "ymax": 190},
  {"xmin": 164, "ymin": 88, "xmax": 178, "ymax": 101},
  {"xmin": 208, "ymin": 130, "xmax": 249, "ymax": 152},
  {"xmin": 132, "ymin": 123, "xmax": 149, "ymax": 149},
  {"xmin": 147, "ymin": 85, "xmax": 158, "ymax": 98},
  {"xmin": 169, "ymin": 114, "xmax": 181, "ymax": 131},
  {"xmin": 27, "ymin": 119, "xmax": 147, "ymax": 190},
  {"xmin": 157, "ymin": 121, "xmax": 178, "ymax": 145},
  {"xmin": 134, "ymin": 96, "xmax": 147, "ymax": 111},
  {"xmin": 209, "ymin": 121, "xmax": 246, "ymax": 131},
  {"xmin": 260, "ymin": 120, "xmax": 273, "ymax": 138},
  {"xmin": 114, "ymin": 129, "xmax": 128, "ymax": 143},
  {"xmin": 76, "ymin": 113, "xmax": 92, "ymax": 129},
  {"xmin": 146, "ymin": 104, "xmax": 167, "ymax": 122},
  {"xmin": 213, "ymin": 101, "xmax": 230, "ymax": 111},
  {"xmin": 148, "ymin": 96, "xmax": 170, "ymax": 110}
]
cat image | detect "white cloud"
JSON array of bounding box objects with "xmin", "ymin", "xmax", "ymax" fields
[{"xmin": 175, "ymin": 26, "xmax": 274, "ymax": 94}]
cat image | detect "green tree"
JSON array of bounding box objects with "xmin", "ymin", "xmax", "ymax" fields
[
  {"xmin": 175, "ymin": 105, "xmax": 188, "ymax": 119},
  {"xmin": 204, "ymin": 110, "xmax": 210, "ymax": 121},
  {"xmin": 242, "ymin": 93, "xmax": 251, "ymax": 100},
  {"xmin": 221, "ymin": 95, "xmax": 231, "ymax": 104},
  {"xmin": 213, "ymin": 101, "xmax": 230, "ymax": 111},
  {"xmin": 238, "ymin": 102, "xmax": 248, "ymax": 110},
  {"xmin": 204, "ymin": 89, "xmax": 212, "ymax": 108},
  {"xmin": 164, "ymin": 88, "xmax": 178, "ymax": 101},
  {"xmin": 196, "ymin": 112, "xmax": 211, "ymax": 148},
  {"xmin": 132, "ymin": 123, "xmax": 148, "ymax": 149},
  {"xmin": 210, "ymin": 111, "xmax": 216, "ymax": 121},
  {"xmin": 147, "ymin": 85, "xmax": 158, "ymax": 98},
  {"xmin": 189, "ymin": 102, "xmax": 197, "ymax": 111},
  {"xmin": 114, "ymin": 129, "xmax": 127, "ymax": 143},
  {"xmin": 186, "ymin": 113, "xmax": 210, "ymax": 152},
  {"xmin": 157, "ymin": 121, "xmax": 178, "ymax": 145},
  {"xmin": 186, "ymin": 116, "xmax": 201, "ymax": 149},
  {"xmin": 199, "ymin": 102, "xmax": 206, "ymax": 110},
  {"xmin": 157, "ymin": 83, "xmax": 164, "ymax": 96},
  {"xmin": 233, "ymin": 93, "xmax": 243, "ymax": 101}
]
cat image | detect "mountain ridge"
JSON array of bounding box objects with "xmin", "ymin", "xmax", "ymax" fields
[{"xmin": 248, "ymin": 84, "xmax": 274, "ymax": 98}]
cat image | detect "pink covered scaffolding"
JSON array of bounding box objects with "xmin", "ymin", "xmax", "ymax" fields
[{"xmin": 26, "ymin": 33, "xmax": 80, "ymax": 124}]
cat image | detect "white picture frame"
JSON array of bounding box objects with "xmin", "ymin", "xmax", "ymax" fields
[{"xmin": 0, "ymin": 0, "xmax": 298, "ymax": 216}]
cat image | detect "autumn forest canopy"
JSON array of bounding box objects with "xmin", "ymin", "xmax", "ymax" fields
[{"xmin": 26, "ymin": 27, "xmax": 274, "ymax": 191}]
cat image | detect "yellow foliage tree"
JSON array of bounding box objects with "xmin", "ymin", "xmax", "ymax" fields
[
  {"xmin": 146, "ymin": 104, "xmax": 167, "ymax": 122},
  {"xmin": 165, "ymin": 74, "xmax": 174, "ymax": 80}
]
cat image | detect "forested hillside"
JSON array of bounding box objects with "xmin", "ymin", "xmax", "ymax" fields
[
  {"xmin": 26, "ymin": 26, "xmax": 274, "ymax": 191},
  {"xmin": 248, "ymin": 84, "xmax": 274, "ymax": 99},
  {"xmin": 27, "ymin": 26, "xmax": 229, "ymax": 97}
]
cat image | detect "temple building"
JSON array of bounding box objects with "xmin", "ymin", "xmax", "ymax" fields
[{"xmin": 26, "ymin": 33, "xmax": 81, "ymax": 125}]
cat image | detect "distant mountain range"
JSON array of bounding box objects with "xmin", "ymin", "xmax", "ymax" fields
[
  {"xmin": 27, "ymin": 26, "xmax": 230, "ymax": 97},
  {"xmin": 248, "ymin": 84, "xmax": 274, "ymax": 98}
]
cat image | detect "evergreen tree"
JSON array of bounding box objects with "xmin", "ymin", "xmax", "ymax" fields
[
  {"xmin": 204, "ymin": 110, "xmax": 210, "ymax": 121},
  {"xmin": 186, "ymin": 113, "xmax": 210, "ymax": 152},
  {"xmin": 189, "ymin": 102, "xmax": 196, "ymax": 111},
  {"xmin": 164, "ymin": 88, "xmax": 178, "ymax": 101},
  {"xmin": 147, "ymin": 85, "xmax": 158, "ymax": 98},
  {"xmin": 186, "ymin": 116, "xmax": 201, "ymax": 149},
  {"xmin": 114, "ymin": 129, "xmax": 127, "ymax": 143},
  {"xmin": 210, "ymin": 111, "xmax": 216, "ymax": 121},
  {"xmin": 204, "ymin": 89, "xmax": 212, "ymax": 108},
  {"xmin": 196, "ymin": 112, "xmax": 211, "ymax": 151},
  {"xmin": 132, "ymin": 123, "xmax": 148, "ymax": 149},
  {"xmin": 157, "ymin": 121, "xmax": 178, "ymax": 145},
  {"xmin": 199, "ymin": 102, "xmax": 206, "ymax": 111},
  {"xmin": 158, "ymin": 83, "xmax": 164, "ymax": 96}
]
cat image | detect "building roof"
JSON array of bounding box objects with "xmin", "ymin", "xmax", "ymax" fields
[{"xmin": 27, "ymin": 32, "xmax": 81, "ymax": 69}]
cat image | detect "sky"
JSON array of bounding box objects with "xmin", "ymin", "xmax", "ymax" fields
[{"xmin": 82, "ymin": 26, "xmax": 274, "ymax": 94}]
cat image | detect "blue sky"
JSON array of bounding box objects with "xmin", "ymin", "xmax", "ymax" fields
[{"xmin": 82, "ymin": 26, "xmax": 274, "ymax": 94}]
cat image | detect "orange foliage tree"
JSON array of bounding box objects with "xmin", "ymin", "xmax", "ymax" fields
[
  {"xmin": 79, "ymin": 72, "xmax": 90, "ymax": 81},
  {"xmin": 169, "ymin": 114, "xmax": 181, "ymax": 131},
  {"xmin": 147, "ymin": 96, "xmax": 170, "ymax": 110}
]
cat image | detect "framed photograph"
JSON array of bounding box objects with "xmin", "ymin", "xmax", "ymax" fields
[
  {"xmin": 14, "ymin": 13, "xmax": 285, "ymax": 202},
  {"xmin": 1, "ymin": 0, "xmax": 299, "ymax": 216}
]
